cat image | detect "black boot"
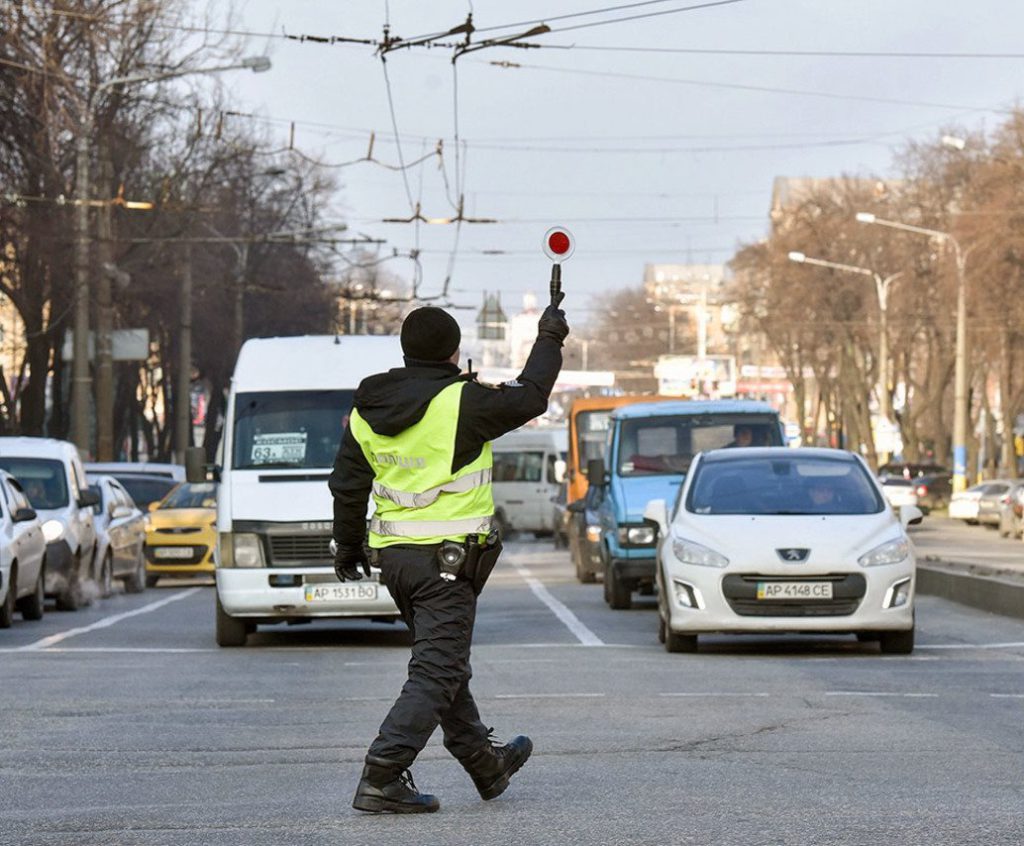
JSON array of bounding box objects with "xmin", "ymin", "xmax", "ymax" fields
[
  {"xmin": 352, "ymin": 756, "xmax": 440, "ymax": 814},
  {"xmin": 460, "ymin": 734, "xmax": 533, "ymax": 801}
]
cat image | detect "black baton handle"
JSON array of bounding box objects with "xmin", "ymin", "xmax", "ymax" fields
[{"xmin": 550, "ymin": 263, "xmax": 562, "ymax": 307}]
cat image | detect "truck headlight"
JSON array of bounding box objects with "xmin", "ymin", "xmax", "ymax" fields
[
  {"xmin": 218, "ymin": 532, "xmax": 265, "ymax": 568},
  {"xmin": 858, "ymin": 537, "xmax": 909, "ymax": 567},
  {"xmin": 618, "ymin": 524, "xmax": 656, "ymax": 546},
  {"xmin": 671, "ymin": 534, "xmax": 729, "ymax": 568},
  {"xmin": 42, "ymin": 519, "xmax": 65, "ymax": 543}
]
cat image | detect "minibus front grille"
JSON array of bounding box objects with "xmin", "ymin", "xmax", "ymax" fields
[{"xmin": 268, "ymin": 534, "xmax": 333, "ymax": 564}]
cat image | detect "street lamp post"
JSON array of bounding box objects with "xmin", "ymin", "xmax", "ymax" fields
[
  {"xmin": 855, "ymin": 212, "xmax": 971, "ymax": 492},
  {"xmin": 787, "ymin": 251, "xmax": 901, "ymax": 425},
  {"xmin": 71, "ymin": 56, "xmax": 271, "ymax": 456}
]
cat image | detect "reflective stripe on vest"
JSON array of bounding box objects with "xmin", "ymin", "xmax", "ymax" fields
[
  {"xmin": 372, "ymin": 467, "xmax": 493, "ymax": 509},
  {"xmin": 369, "ymin": 515, "xmax": 495, "ymax": 537}
]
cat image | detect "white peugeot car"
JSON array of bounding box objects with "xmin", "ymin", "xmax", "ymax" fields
[{"xmin": 646, "ymin": 447, "xmax": 921, "ymax": 655}]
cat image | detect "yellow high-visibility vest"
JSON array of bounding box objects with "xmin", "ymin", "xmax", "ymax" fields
[{"xmin": 349, "ymin": 382, "xmax": 494, "ymax": 548}]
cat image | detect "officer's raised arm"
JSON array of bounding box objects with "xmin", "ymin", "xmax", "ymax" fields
[{"xmin": 453, "ymin": 299, "xmax": 569, "ymax": 465}]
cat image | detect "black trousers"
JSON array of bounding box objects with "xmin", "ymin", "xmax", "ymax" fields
[{"xmin": 366, "ymin": 544, "xmax": 490, "ymax": 768}]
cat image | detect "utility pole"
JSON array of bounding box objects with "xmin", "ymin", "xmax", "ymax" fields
[
  {"xmin": 94, "ymin": 155, "xmax": 115, "ymax": 461},
  {"xmin": 175, "ymin": 243, "xmax": 193, "ymax": 462},
  {"xmin": 72, "ymin": 129, "xmax": 93, "ymax": 454}
]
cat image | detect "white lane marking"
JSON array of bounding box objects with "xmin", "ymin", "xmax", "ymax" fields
[
  {"xmin": 494, "ymin": 693, "xmax": 606, "ymax": 699},
  {"xmin": 0, "ymin": 646, "xmax": 218, "ymax": 654},
  {"xmin": 659, "ymin": 692, "xmax": 770, "ymax": 698},
  {"xmin": 825, "ymin": 691, "xmax": 939, "ymax": 698},
  {"xmin": 17, "ymin": 588, "xmax": 202, "ymax": 651},
  {"xmin": 918, "ymin": 642, "xmax": 1024, "ymax": 650},
  {"xmin": 990, "ymin": 693, "xmax": 1024, "ymax": 699},
  {"xmin": 511, "ymin": 562, "xmax": 604, "ymax": 647}
]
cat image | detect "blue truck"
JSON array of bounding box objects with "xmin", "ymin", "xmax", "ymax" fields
[{"xmin": 591, "ymin": 400, "xmax": 784, "ymax": 609}]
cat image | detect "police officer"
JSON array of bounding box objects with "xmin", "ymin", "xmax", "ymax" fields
[{"xmin": 329, "ymin": 299, "xmax": 568, "ymax": 814}]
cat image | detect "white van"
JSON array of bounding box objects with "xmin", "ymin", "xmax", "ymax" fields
[
  {"xmin": 197, "ymin": 335, "xmax": 405, "ymax": 647},
  {"xmin": 0, "ymin": 437, "xmax": 98, "ymax": 610},
  {"xmin": 491, "ymin": 428, "xmax": 568, "ymax": 536}
]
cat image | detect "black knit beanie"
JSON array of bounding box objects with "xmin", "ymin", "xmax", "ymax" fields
[{"xmin": 400, "ymin": 307, "xmax": 461, "ymax": 362}]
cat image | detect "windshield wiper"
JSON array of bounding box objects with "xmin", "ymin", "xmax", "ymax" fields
[{"xmin": 765, "ymin": 509, "xmax": 816, "ymax": 515}]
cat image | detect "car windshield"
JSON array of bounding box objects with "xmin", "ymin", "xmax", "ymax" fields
[
  {"xmin": 617, "ymin": 414, "xmax": 781, "ymax": 477},
  {"xmin": 575, "ymin": 410, "xmax": 612, "ymax": 476},
  {"xmin": 117, "ymin": 476, "xmax": 177, "ymax": 509},
  {"xmin": 232, "ymin": 390, "xmax": 355, "ymax": 470},
  {"xmin": 159, "ymin": 482, "xmax": 217, "ymax": 509},
  {"xmin": 687, "ymin": 454, "xmax": 885, "ymax": 515},
  {"xmin": 0, "ymin": 457, "xmax": 68, "ymax": 509}
]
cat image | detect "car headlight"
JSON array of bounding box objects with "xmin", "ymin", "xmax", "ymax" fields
[
  {"xmin": 617, "ymin": 524, "xmax": 656, "ymax": 546},
  {"xmin": 858, "ymin": 537, "xmax": 909, "ymax": 567},
  {"xmin": 585, "ymin": 525, "xmax": 602, "ymax": 543},
  {"xmin": 670, "ymin": 533, "xmax": 729, "ymax": 568},
  {"xmin": 218, "ymin": 532, "xmax": 265, "ymax": 568},
  {"xmin": 42, "ymin": 519, "xmax": 65, "ymax": 543}
]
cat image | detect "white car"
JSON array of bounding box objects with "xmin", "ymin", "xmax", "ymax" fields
[
  {"xmin": 0, "ymin": 438, "xmax": 99, "ymax": 610},
  {"xmin": 85, "ymin": 474, "xmax": 147, "ymax": 597},
  {"xmin": 0, "ymin": 470, "xmax": 47, "ymax": 627},
  {"xmin": 646, "ymin": 447, "xmax": 921, "ymax": 655},
  {"xmin": 879, "ymin": 477, "xmax": 919, "ymax": 509},
  {"xmin": 948, "ymin": 484, "xmax": 987, "ymax": 523}
]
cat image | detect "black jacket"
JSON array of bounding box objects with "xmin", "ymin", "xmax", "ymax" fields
[{"xmin": 328, "ymin": 335, "xmax": 563, "ymax": 557}]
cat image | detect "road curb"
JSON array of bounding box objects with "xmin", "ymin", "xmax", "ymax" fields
[{"xmin": 917, "ymin": 562, "xmax": 1024, "ymax": 620}]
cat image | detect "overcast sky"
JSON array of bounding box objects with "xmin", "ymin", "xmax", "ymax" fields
[{"xmin": 210, "ymin": 0, "xmax": 1024, "ymax": 326}]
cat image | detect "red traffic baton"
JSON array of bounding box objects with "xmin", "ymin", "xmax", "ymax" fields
[{"xmin": 543, "ymin": 227, "xmax": 575, "ymax": 306}]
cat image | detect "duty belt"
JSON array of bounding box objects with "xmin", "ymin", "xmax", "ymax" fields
[
  {"xmin": 369, "ymin": 514, "xmax": 495, "ymax": 537},
  {"xmin": 371, "ymin": 467, "xmax": 493, "ymax": 509}
]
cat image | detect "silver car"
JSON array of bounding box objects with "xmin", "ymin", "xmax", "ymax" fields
[
  {"xmin": 0, "ymin": 470, "xmax": 47, "ymax": 627},
  {"xmin": 86, "ymin": 475, "xmax": 147, "ymax": 597}
]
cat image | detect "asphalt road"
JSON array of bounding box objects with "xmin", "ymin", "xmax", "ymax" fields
[{"xmin": 2, "ymin": 539, "xmax": 1024, "ymax": 846}]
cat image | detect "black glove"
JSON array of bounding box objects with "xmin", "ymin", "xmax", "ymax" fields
[
  {"xmin": 538, "ymin": 302, "xmax": 569, "ymax": 346},
  {"xmin": 332, "ymin": 540, "xmax": 371, "ymax": 582}
]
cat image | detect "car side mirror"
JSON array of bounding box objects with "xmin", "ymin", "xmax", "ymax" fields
[
  {"xmin": 553, "ymin": 458, "xmax": 567, "ymax": 484},
  {"xmin": 643, "ymin": 498, "xmax": 669, "ymax": 537},
  {"xmin": 13, "ymin": 507, "xmax": 37, "ymax": 523},
  {"xmin": 567, "ymin": 500, "xmax": 586, "ymax": 514},
  {"xmin": 900, "ymin": 504, "xmax": 924, "ymax": 527},
  {"xmin": 586, "ymin": 458, "xmax": 607, "ymax": 488},
  {"xmin": 185, "ymin": 446, "xmax": 207, "ymax": 484},
  {"xmin": 78, "ymin": 489, "xmax": 100, "ymax": 508}
]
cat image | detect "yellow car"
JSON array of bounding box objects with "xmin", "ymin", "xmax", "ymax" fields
[{"xmin": 144, "ymin": 482, "xmax": 217, "ymax": 586}]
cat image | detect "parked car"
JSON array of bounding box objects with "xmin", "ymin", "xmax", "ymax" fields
[
  {"xmin": 950, "ymin": 482, "xmax": 1004, "ymax": 524},
  {"xmin": 977, "ymin": 480, "xmax": 1014, "ymax": 527},
  {"xmin": 0, "ymin": 438, "xmax": 98, "ymax": 610},
  {"xmin": 647, "ymin": 447, "xmax": 921, "ymax": 655},
  {"xmin": 106, "ymin": 473, "xmax": 179, "ymax": 511},
  {"xmin": 144, "ymin": 481, "xmax": 219, "ymax": 587},
  {"xmin": 997, "ymin": 482, "xmax": 1024, "ymax": 538},
  {"xmin": 85, "ymin": 474, "xmax": 148, "ymax": 596},
  {"xmin": 0, "ymin": 470, "xmax": 47, "ymax": 627}
]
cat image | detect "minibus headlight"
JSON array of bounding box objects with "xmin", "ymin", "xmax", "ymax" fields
[{"xmin": 219, "ymin": 532, "xmax": 265, "ymax": 568}]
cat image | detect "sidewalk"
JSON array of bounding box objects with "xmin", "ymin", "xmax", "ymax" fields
[{"xmin": 911, "ymin": 516, "xmax": 1024, "ymax": 620}]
